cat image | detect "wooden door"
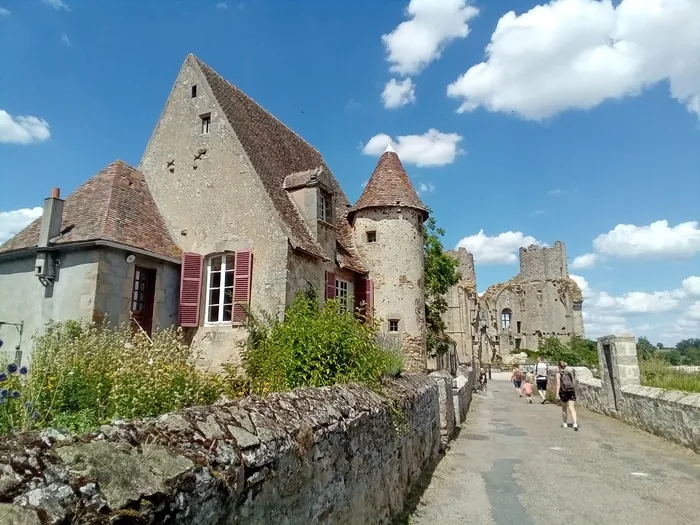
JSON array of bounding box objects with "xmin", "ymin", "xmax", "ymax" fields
[{"xmin": 131, "ymin": 266, "xmax": 156, "ymax": 336}]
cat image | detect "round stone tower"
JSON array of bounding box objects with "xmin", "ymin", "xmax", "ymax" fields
[{"xmin": 348, "ymin": 143, "xmax": 428, "ymax": 372}]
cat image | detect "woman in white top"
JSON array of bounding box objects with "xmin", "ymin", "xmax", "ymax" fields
[{"xmin": 534, "ymin": 355, "xmax": 549, "ymax": 404}]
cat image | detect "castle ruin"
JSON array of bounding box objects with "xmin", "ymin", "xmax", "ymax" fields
[{"xmin": 444, "ymin": 241, "xmax": 584, "ymax": 365}]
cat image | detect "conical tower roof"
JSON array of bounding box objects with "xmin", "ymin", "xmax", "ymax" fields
[{"xmin": 350, "ymin": 145, "xmax": 428, "ymax": 220}]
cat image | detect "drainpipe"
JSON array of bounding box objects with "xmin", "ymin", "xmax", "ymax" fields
[{"xmin": 35, "ymin": 188, "xmax": 64, "ymax": 283}]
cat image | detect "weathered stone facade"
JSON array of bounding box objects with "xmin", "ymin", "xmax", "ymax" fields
[{"xmin": 444, "ymin": 241, "xmax": 584, "ymax": 364}]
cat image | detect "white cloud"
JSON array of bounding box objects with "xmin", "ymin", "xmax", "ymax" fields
[
  {"xmin": 547, "ymin": 188, "xmax": 564, "ymax": 196},
  {"xmin": 593, "ymin": 220, "xmax": 700, "ymax": 259},
  {"xmin": 382, "ymin": 78, "xmax": 416, "ymax": 109},
  {"xmin": 447, "ymin": 0, "xmax": 700, "ymax": 119},
  {"xmin": 42, "ymin": 0, "xmax": 70, "ymax": 11},
  {"xmin": 217, "ymin": 2, "xmax": 228, "ymax": 9},
  {"xmin": 0, "ymin": 109, "xmax": 51, "ymax": 145},
  {"xmin": 571, "ymin": 253, "xmax": 597, "ymax": 269},
  {"xmin": 456, "ymin": 230, "xmax": 544, "ymax": 265},
  {"xmin": 0, "ymin": 7, "xmax": 10, "ymax": 17},
  {"xmin": 362, "ymin": 129, "xmax": 463, "ymax": 167},
  {"xmin": 571, "ymin": 220, "xmax": 700, "ymax": 269},
  {"xmin": 60, "ymin": 33, "xmax": 72, "ymax": 47},
  {"xmin": 0, "ymin": 207, "xmax": 42, "ymax": 244},
  {"xmin": 571, "ymin": 273, "xmax": 700, "ymax": 343},
  {"xmin": 418, "ymin": 182, "xmax": 435, "ymax": 194},
  {"xmin": 383, "ymin": 0, "xmax": 480, "ymax": 76}
]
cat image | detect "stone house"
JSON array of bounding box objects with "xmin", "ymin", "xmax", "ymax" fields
[
  {"xmin": 444, "ymin": 242, "xmax": 584, "ymax": 365},
  {"xmin": 0, "ymin": 55, "xmax": 428, "ymax": 372}
]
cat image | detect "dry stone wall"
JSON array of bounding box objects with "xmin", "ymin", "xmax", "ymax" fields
[
  {"xmin": 548, "ymin": 367, "xmax": 700, "ymax": 453},
  {"xmin": 0, "ymin": 375, "xmax": 442, "ymax": 524}
]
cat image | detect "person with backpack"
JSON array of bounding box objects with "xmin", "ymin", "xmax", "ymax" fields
[
  {"xmin": 511, "ymin": 365, "xmax": 524, "ymax": 397},
  {"xmin": 556, "ymin": 360, "xmax": 579, "ymax": 431}
]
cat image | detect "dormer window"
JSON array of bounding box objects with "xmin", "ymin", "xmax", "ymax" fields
[{"xmin": 318, "ymin": 190, "xmax": 332, "ymax": 223}]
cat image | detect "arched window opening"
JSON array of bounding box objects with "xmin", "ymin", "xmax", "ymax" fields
[{"xmin": 501, "ymin": 308, "xmax": 512, "ymax": 330}]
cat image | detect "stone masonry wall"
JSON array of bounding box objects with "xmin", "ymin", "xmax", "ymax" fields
[
  {"xmin": 548, "ymin": 367, "xmax": 700, "ymax": 453},
  {"xmin": 0, "ymin": 375, "xmax": 441, "ymax": 524}
]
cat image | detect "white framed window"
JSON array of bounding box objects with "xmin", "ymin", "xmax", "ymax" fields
[
  {"xmin": 335, "ymin": 279, "xmax": 349, "ymax": 311},
  {"xmin": 318, "ymin": 191, "xmax": 332, "ymax": 222},
  {"xmin": 200, "ymin": 113, "xmax": 211, "ymax": 134},
  {"xmin": 205, "ymin": 254, "xmax": 235, "ymax": 323}
]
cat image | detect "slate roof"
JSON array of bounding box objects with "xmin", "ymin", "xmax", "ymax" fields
[
  {"xmin": 0, "ymin": 161, "xmax": 181, "ymax": 261},
  {"xmin": 350, "ymin": 149, "xmax": 428, "ymax": 220},
  {"xmin": 193, "ymin": 55, "xmax": 366, "ymax": 273}
]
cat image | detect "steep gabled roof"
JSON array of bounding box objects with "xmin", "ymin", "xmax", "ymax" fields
[
  {"xmin": 350, "ymin": 146, "xmax": 428, "ymax": 220},
  {"xmin": 0, "ymin": 161, "xmax": 181, "ymax": 261},
  {"xmin": 193, "ymin": 55, "xmax": 366, "ymax": 272}
]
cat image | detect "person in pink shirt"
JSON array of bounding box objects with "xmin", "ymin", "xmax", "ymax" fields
[{"xmin": 522, "ymin": 373, "xmax": 534, "ymax": 403}]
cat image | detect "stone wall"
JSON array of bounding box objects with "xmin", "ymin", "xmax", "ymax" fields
[
  {"xmin": 548, "ymin": 367, "xmax": 700, "ymax": 453},
  {"xmin": 0, "ymin": 375, "xmax": 446, "ymax": 524}
]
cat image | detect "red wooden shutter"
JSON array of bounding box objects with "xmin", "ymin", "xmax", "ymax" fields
[
  {"xmin": 232, "ymin": 249, "xmax": 253, "ymax": 326},
  {"xmin": 179, "ymin": 252, "xmax": 203, "ymax": 327},
  {"xmin": 365, "ymin": 279, "xmax": 374, "ymax": 320},
  {"xmin": 354, "ymin": 277, "xmax": 367, "ymax": 316},
  {"xmin": 325, "ymin": 271, "xmax": 336, "ymax": 300}
]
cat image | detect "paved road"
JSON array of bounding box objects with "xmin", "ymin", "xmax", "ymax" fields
[{"xmin": 409, "ymin": 378, "xmax": 700, "ymax": 525}]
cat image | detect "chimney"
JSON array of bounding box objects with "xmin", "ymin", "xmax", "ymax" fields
[{"xmin": 38, "ymin": 188, "xmax": 64, "ymax": 249}]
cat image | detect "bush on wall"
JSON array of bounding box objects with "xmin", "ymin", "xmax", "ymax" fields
[{"xmin": 242, "ymin": 291, "xmax": 403, "ymax": 395}]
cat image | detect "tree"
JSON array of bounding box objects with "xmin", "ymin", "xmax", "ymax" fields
[
  {"xmin": 423, "ymin": 213, "xmax": 461, "ymax": 356},
  {"xmin": 636, "ymin": 336, "xmax": 657, "ymax": 361},
  {"xmin": 656, "ymin": 342, "xmax": 664, "ymax": 350}
]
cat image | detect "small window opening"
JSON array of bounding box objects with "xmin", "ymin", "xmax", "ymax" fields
[
  {"xmin": 200, "ymin": 114, "xmax": 211, "ymax": 134},
  {"xmin": 366, "ymin": 231, "xmax": 377, "ymax": 243},
  {"xmin": 389, "ymin": 319, "xmax": 399, "ymax": 332},
  {"xmin": 191, "ymin": 85, "xmax": 197, "ymax": 98},
  {"xmin": 517, "ymin": 321, "xmax": 521, "ymax": 334},
  {"xmin": 501, "ymin": 308, "xmax": 512, "ymax": 329}
]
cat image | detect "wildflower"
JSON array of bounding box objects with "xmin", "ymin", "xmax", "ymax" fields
[
  {"xmin": 0, "ymin": 397, "xmax": 5, "ymax": 405},
  {"xmin": 10, "ymin": 391, "xmax": 20, "ymax": 399},
  {"xmin": 0, "ymin": 389, "xmax": 7, "ymax": 398},
  {"xmin": 24, "ymin": 401, "xmax": 33, "ymax": 412},
  {"xmin": 19, "ymin": 366, "xmax": 28, "ymax": 376},
  {"xmin": 0, "ymin": 339, "xmax": 3, "ymax": 348},
  {"xmin": 0, "ymin": 373, "xmax": 6, "ymax": 382},
  {"xmin": 7, "ymin": 363, "xmax": 18, "ymax": 374},
  {"xmin": 31, "ymin": 411, "xmax": 40, "ymax": 421}
]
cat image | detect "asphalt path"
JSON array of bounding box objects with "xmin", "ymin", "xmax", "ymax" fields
[{"xmin": 409, "ymin": 376, "xmax": 700, "ymax": 525}]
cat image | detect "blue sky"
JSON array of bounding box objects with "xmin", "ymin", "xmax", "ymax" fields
[{"xmin": 1, "ymin": 0, "xmax": 699, "ymax": 345}]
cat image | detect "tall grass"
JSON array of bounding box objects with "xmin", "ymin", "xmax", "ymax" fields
[{"xmin": 640, "ymin": 359, "xmax": 700, "ymax": 393}]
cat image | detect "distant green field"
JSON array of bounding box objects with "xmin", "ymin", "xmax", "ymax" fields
[{"xmin": 640, "ymin": 360, "xmax": 700, "ymax": 394}]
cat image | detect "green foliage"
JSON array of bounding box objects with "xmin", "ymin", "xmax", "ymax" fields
[
  {"xmin": 637, "ymin": 336, "xmax": 700, "ymax": 366},
  {"xmin": 636, "ymin": 336, "xmax": 658, "ymax": 361},
  {"xmin": 422, "ymin": 212, "xmax": 461, "ymax": 356},
  {"xmin": 242, "ymin": 293, "xmax": 403, "ymax": 394},
  {"xmin": 524, "ymin": 336, "xmax": 598, "ymax": 368},
  {"xmin": 640, "ymin": 359, "xmax": 700, "ymax": 393},
  {"xmin": 1, "ymin": 321, "xmax": 226, "ymax": 435}
]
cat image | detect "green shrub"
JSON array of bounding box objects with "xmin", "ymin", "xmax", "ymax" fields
[
  {"xmin": 1, "ymin": 321, "xmax": 226, "ymax": 435},
  {"xmin": 242, "ymin": 293, "xmax": 403, "ymax": 394},
  {"xmin": 640, "ymin": 359, "xmax": 700, "ymax": 393}
]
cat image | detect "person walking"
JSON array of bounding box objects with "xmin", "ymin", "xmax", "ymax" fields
[
  {"xmin": 535, "ymin": 355, "xmax": 549, "ymax": 404},
  {"xmin": 511, "ymin": 365, "xmax": 523, "ymax": 397},
  {"xmin": 556, "ymin": 360, "xmax": 579, "ymax": 431},
  {"xmin": 478, "ymin": 367, "xmax": 488, "ymax": 392},
  {"xmin": 522, "ymin": 373, "xmax": 534, "ymax": 403}
]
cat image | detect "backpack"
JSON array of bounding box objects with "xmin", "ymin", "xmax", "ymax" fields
[{"xmin": 560, "ymin": 368, "xmax": 575, "ymax": 392}]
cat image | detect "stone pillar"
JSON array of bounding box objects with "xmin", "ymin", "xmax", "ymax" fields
[
  {"xmin": 597, "ymin": 334, "xmax": 640, "ymax": 411},
  {"xmin": 429, "ymin": 370, "xmax": 455, "ymax": 450}
]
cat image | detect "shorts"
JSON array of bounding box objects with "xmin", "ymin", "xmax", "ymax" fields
[
  {"xmin": 536, "ymin": 377, "xmax": 548, "ymax": 391},
  {"xmin": 513, "ymin": 379, "xmax": 522, "ymax": 388},
  {"xmin": 559, "ymin": 389, "xmax": 576, "ymax": 403}
]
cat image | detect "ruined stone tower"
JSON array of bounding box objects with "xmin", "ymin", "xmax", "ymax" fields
[{"xmin": 349, "ymin": 144, "xmax": 428, "ymax": 372}]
